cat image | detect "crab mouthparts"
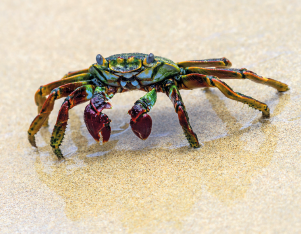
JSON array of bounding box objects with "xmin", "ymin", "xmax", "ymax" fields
[{"xmin": 120, "ymin": 79, "xmax": 140, "ymax": 89}]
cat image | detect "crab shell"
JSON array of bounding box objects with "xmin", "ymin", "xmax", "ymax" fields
[{"xmin": 89, "ymin": 53, "xmax": 181, "ymax": 89}]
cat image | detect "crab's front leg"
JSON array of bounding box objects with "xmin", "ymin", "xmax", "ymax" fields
[
  {"xmin": 35, "ymin": 73, "xmax": 91, "ymax": 126},
  {"xmin": 128, "ymin": 88, "xmax": 157, "ymax": 140},
  {"xmin": 50, "ymin": 84, "xmax": 97, "ymax": 159},
  {"xmin": 28, "ymin": 81, "xmax": 91, "ymax": 147},
  {"xmin": 163, "ymin": 79, "xmax": 200, "ymax": 148}
]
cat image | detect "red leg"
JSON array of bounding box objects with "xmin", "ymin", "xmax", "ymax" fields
[
  {"xmin": 50, "ymin": 85, "xmax": 96, "ymax": 159},
  {"xmin": 178, "ymin": 73, "xmax": 211, "ymax": 90},
  {"xmin": 164, "ymin": 79, "xmax": 200, "ymax": 148},
  {"xmin": 34, "ymin": 73, "xmax": 91, "ymax": 126},
  {"xmin": 179, "ymin": 74, "xmax": 270, "ymax": 117},
  {"xmin": 185, "ymin": 67, "xmax": 289, "ymax": 92},
  {"xmin": 28, "ymin": 81, "xmax": 90, "ymax": 147}
]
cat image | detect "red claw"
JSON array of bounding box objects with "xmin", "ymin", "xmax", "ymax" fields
[
  {"xmin": 130, "ymin": 113, "xmax": 152, "ymax": 140},
  {"xmin": 84, "ymin": 104, "xmax": 111, "ymax": 142}
]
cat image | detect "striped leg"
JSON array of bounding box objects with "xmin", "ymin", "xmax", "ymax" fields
[
  {"xmin": 177, "ymin": 58, "xmax": 232, "ymax": 68},
  {"xmin": 35, "ymin": 73, "xmax": 91, "ymax": 126},
  {"xmin": 164, "ymin": 79, "xmax": 200, "ymax": 148},
  {"xmin": 178, "ymin": 73, "xmax": 212, "ymax": 90},
  {"xmin": 186, "ymin": 67, "xmax": 289, "ymax": 92},
  {"xmin": 62, "ymin": 68, "xmax": 89, "ymax": 79},
  {"xmin": 51, "ymin": 85, "xmax": 96, "ymax": 159},
  {"xmin": 28, "ymin": 81, "xmax": 90, "ymax": 147},
  {"xmin": 180, "ymin": 74, "xmax": 270, "ymax": 117}
]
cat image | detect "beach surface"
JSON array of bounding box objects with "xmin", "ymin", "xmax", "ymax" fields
[{"xmin": 1, "ymin": 0, "xmax": 301, "ymax": 233}]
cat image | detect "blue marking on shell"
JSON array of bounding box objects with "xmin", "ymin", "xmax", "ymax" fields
[
  {"xmin": 120, "ymin": 81, "xmax": 127, "ymax": 87},
  {"xmin": 86, "ymin": 88, "xmax": 93, "ymax": 99}
]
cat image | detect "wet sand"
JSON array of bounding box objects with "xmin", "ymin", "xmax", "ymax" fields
[{"xmin": 1, "ymin": 0, "xmax": 301, "ymax": 233}]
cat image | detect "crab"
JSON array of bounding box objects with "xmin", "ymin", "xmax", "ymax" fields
[{"xmin": 28, "ymin": 53, "xmax": 289, "ymax": 159}]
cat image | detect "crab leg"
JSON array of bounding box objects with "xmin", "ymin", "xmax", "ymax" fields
[
  {"xmin": 177, "ymin": 58, "xmax": 232, "ymax": 68},
  {"xmin": 51, "ymin": 85, "xmax": 96, "ymax": 159},
  {"xmin": 35, "ymin": 73, "xmax": 91, "ymax": 126},
  {"xmin": 28, "ymin": 81, "xmax": 91, "ymax": 147},
  {"xmin": 62, "ymin": 68, "xmax": 89, "ymax": 79},
  {"xmin": 128, "ymin": 88, "xmax": 157, "ymax": 140},
  {"xmin": 164, "ymin": 79, "xmax": 200, "ymax": 148},
  {"xmin": 180, "ymin": 73, "xmax": 270, "ymax": 117},
  {"xmin": 186, "ymin": 67, "xmax": 289, "ymax": 92}
]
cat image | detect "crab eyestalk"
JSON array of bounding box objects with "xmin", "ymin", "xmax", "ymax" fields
[
  {"xmin": 84, "ymin": 91, "xmax": 112, "ymax": 143},
  {"xmin": 128, "ymin": 88, "xmax": 157, "ymax": 140},
  {"xmin": 96, "ymin": 54, "xmax": 107, "ymax": 66}
]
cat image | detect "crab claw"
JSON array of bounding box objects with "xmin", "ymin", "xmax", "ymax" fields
[
  {"xmin": 130, "ymin": 114, "xmax": 152, "ymax": 140},
  {"xmin": 84, "ymin": 104, "xmax": 111, "ymax": 143},
  {"xmin": 129, "ymin": 103, "xmax": 152, "ymax": 140}
]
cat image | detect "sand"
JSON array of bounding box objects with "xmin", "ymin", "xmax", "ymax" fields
[{"xmin": 1, "ymin": 0, "xmax": 301, "ymax": 233}]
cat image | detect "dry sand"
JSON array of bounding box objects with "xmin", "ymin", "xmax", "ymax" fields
[{"xmin": 1, "ymin": 0, "xmax": 301, "ymax": 233}]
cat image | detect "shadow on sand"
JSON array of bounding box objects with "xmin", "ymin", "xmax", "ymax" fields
[{"xmin": 34, "ymin": 89, "xmax": 290, "ymax": 232}]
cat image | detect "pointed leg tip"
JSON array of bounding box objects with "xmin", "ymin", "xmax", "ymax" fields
[
  {"xmin": 278, "ymin": 86, "xmax": 290, "ymax": 92},
  {"xmin": 261, "ymin": 109, "xmax": 270, "ymax": 118},
  {"xmin": 28, "ymin": 135, "xmax": 37, "ymax": 148},
  {"xmin": 52, "ymin": 147, "xmax": 65, "ymax": 160},
  {"xmin": 57, "ymin": 156, "xmax": 65, "ymax": 161},
  {"xmin": 191, "ymin": 142, "xmax": 201, "ymax": 148}
]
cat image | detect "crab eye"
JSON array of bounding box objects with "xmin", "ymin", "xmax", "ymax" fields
[
  {"xmin": 146, "ymin": 53, "xmax": 155, "ymax": 64},
  {"xmin": 96, "ymin": 54, "xmax": 104, "ymax": 65}
]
